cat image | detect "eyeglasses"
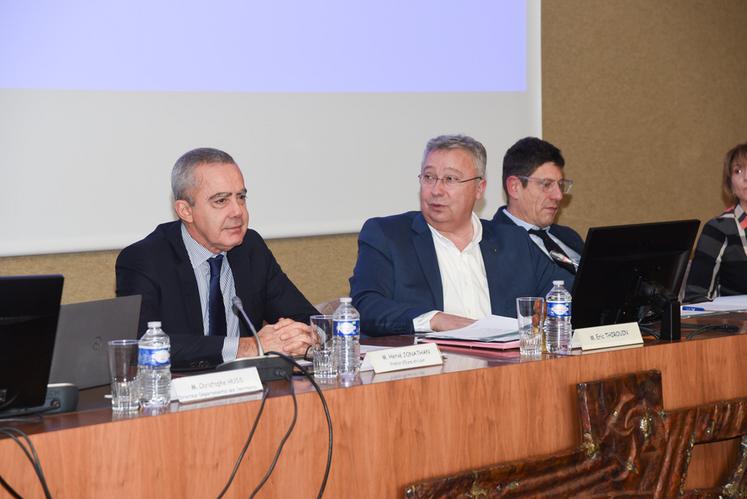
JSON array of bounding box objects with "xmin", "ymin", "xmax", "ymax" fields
[
  {"xmin": 516, "ymin": 176, "xmax": 574, "ymax": 194},
  {"xmin": 418, "ymin": 173, "xmax": 483, "ymax": 187}
]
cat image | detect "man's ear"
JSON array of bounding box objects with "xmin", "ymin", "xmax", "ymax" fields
[
  {"xmin": 475, "ymin": 178, "xmax": 487, "ymax": 200},
  {"xmin": 505, "ymin": 176, "xmax": 522, "ymax": 200},
  {"xmin": 174, "ymin": 199, "xmax": 193, "ymax": 223}
]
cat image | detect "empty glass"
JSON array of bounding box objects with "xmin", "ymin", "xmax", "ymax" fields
[
  {"xmin": 310, "ymin": 315, "xmax": 336, "ymax": 381},
  {"xmin": 107, "ymin": 339, "xmax": 140, "ymax": 413},
  {"xmin": 516, "ymin": 297, "xmax": 545, "ymax": 358}
]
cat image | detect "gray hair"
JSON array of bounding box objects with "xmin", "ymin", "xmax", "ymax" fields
[
  {"xmin": 421, "ymin": 134, "xmax": 487, "ymax": 178},
  {"xmin": 171, "ymin": 147, "xmax": 236, "ymax": 204}
]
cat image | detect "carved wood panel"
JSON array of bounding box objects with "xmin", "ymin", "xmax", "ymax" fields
[{"xmin": 405, "ymin": 370, "xmax": 747, "ymax": 498}]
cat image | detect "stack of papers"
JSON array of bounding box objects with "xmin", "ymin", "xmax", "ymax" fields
[{"xmin": 422, "ymin": 315, "xmax": 519, "ymax": 343}]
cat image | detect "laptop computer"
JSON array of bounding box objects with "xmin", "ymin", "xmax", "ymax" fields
[
  {"xmin": 0, "ymin": 275, "xmax": 64, "ymax": 414},
  {"xmin": 49, "ymin": 295, "xmax": 142, "ymax": 389}
]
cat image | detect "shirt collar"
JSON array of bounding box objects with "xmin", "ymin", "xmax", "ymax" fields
[
  {"xmin": 503, "ymin": 207, "xmax": 544, "ymax": 232},
  {"xmin": 735, "ymin": 203, "xmax": 745, "ymax": 219},
  {"xmin": 428, "ymin": 212, "xmax": 483, "ymax": 251},
  {"xmin": 180, "ymin": 223, "xmax": 225, "ymax": 269}
]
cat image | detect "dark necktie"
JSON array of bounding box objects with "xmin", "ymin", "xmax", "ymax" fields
[
  {"xmin": 208, "ymin": 255, "xmax": 227, "ymax": 336},
  {"xmin": 528, "ymin": 229, "xmax": 577, "ymax": 275}
]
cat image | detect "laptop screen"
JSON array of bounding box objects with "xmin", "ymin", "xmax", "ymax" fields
[{"xmin": 49, "ymin": 295, "xmax": 142, "ymax": 389}]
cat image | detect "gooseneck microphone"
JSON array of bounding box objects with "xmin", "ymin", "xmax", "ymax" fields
[
  {"xmin": 215, "ymin": 296, "xmax": 292, "ymax": 382},
  {"xmin": 231, "ymin": 296, "xmax": 265, "ymax": 356},
  {"xmin": 549, "ymin": 250, "xmax": 579, "ymax": 271}
]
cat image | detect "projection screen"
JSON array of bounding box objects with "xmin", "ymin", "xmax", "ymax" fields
[{"xmin": 0, "ymin": 0, "xmax": 541, "ymax": 256}]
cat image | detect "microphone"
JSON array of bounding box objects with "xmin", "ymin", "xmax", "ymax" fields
[
  {"xmin": 231, "ymin": 296, "xmax": 264, "ymax": 356},
  {"xmin": 549, "ymin": 250, "xmax": 579, "ymax": 271},
  {"xmin": 214, "ymin": 296, "xmax": 292, "ymax": 382}
]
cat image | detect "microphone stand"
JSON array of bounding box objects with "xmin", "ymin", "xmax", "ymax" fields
[{"xmin": 215, "ymin": 297, "xmax": 293, "ymax": 382}]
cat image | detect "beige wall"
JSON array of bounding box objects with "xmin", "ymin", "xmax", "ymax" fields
[
  {"xmin": 2, "ymin": 1, "xmax": 746, "ymax": 304},
  {"xmin": 543, "ymin": 0, "xmax": 747, "ymax": 236}
]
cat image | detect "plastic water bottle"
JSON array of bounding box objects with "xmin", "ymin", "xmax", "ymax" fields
[
  {"xmin": 138, "ymin": 321, "xmax": 171, "ymax": 407},
  {"xmin": 333, "ymin": 297, "xmax": 360, "ymax": 385},
  {"xmin": 545, "ymin": 280, "xmax": 572, "ymax": 354}
]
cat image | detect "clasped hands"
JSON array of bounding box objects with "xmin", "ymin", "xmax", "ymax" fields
[{"xmin": 237, "ymin": 317, "xmax": 318, "ymax": 358}]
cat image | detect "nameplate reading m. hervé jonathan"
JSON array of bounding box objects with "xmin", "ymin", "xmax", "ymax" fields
[
  {"xmin": 367, "ymin": 343, "xmax": 442, "ymax": 374},
  {"xmin": 573, "ymin": 322, "xmax": 644, "ymax": 351}
]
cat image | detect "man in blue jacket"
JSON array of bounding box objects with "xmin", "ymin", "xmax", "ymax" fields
[
  {"xmin": 350, "ymin": 135, "xmax": 569, "ymax": 336},
  {"xmin": 493, "ymin": 137, "xmax": 584, "ymax": 280}
]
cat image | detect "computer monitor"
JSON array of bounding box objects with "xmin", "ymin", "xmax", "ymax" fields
[
  {"xmin": 0, "ymin": 274, "xmax": 64, "ymax": 415},
  {"xmin": 571, "ymin": 220, "xmax": 700, "ymax": 333}
]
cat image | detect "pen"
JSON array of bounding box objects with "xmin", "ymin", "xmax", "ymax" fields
[{"xmin": 681, "ymin": 306, "xmax": 705, "ymax": 311}]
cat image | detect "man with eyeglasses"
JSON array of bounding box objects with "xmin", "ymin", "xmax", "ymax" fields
[
  {"xmin": 350, "ymin": 134, "xmax": 566, "ymax": 336},
  {"xmin": 493, "ymin": 137, "xmax": 583, "ymax": 279}
]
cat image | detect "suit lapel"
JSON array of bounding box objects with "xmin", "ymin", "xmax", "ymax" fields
[
  {"xmin": 411, "ymin": 214, "xmax": 444, "ymax": 310},
  {"xmin": 493, "ymin": 206, "xmax": 513, "ymax": 225},
  {"xmin": 480, "ymin": 221, "xmax": 504, "ymax": 314},
  {"xmin": 166, "ymin": 222, "xmax": 205, "ymax": 336},
  {"xmin": 227, "ymin": 240, "xmax": 255, "ymax": 336}
]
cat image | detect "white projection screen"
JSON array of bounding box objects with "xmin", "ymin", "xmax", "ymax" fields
[{"xmin": 0, "ymin": 0, "xmax": 541, "ymax": 256}]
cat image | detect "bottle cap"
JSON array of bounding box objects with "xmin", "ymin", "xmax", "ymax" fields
[
  {"xmin": 339, "ymin": 297, "xmax": 352, "ymax": 303},
  {"xmin": 552, "ymin": 280, "xmax": 565, "ymax": 285},
  {"xmin": 147, "ymin": 321, "xmax": 162, "ymax": 328}
]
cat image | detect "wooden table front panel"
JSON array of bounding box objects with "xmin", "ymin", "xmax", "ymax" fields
[{"xmin": 1, "ymin": 333, "xmax": 746, "ymax": 497}]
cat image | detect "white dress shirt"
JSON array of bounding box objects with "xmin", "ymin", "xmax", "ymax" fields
[
  {"xmin": 181, "ymin": 224, "xmax": 240, "ymax": 362},
  {"xmin": 413, "ymin": 213, "xmax": 492, "ymax": 332}
]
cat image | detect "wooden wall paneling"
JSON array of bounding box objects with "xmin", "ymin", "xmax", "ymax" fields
[{"xmin": 2, "ymin": 334, "xmax": 747, "ymax": 497}]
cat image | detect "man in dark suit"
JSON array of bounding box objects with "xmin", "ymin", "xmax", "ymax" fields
[
  {"xmin": 350, "ymin": 135, "xmax": 567, "ymax": 336},
  {"xmin": 493, "ymin": 137, "xmax": 583, "ymax": 280},
  {"xmin": 116, "ymin": 148, "xmax": 317, "ymax": 368}
]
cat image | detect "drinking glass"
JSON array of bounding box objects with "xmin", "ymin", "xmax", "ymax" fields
[
  {"xmin": 310, "ymin": 315, "xmax": 336, "ymax": 381},
  {"xmin": 516, "ymin": 297, "xmax": 545, "ymax": 358},
  {"xmin": 107, "ymin": 339, "xmax": 140, "ymax": 412}
]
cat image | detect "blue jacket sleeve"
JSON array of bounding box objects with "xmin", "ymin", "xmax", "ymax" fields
[
  {"xmin": 115, "ymin": 244, "xmax": 226, "ymax": 367},
  {"xmin": 350, "ymin": 218, "xmax": 434, "ymax": 336}
]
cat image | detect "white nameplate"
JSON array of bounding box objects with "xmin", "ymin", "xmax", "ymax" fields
[
  {"xmin": 366, "ymin": 343, "xmax": 443, "ymax": 374},
  {"xmin": 573, "ymin": 322, "xmax": 644, "ymax": 351},
  {"xmin": 171, "ymin": 367, "xmax": 263, "ymax": 403}
]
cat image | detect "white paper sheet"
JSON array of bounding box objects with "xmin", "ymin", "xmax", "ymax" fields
[
  {"xmin": 422, "ymin": 315, "xmax": 519, "ymax": 342},
  {"xmin": 682, "ymin": 295, "xmax": 747, "ymax": 316}
]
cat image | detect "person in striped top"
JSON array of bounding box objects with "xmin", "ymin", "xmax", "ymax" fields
[{"xmin": 684, "ymin": 142, "xmax": 747, "ymax": 303}]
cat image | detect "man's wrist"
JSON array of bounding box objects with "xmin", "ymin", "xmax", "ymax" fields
[
  {"xmin": 413, "ymin": 310, "xmax": 439, "ymax": 332},
  {"xmin": 237, "ymin": 338, "xmax": 259, "ymax": 358}
]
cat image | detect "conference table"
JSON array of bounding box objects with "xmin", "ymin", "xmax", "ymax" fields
[{"xmin": 2, "ymin": 314, "xmax": 747, "ymax": 497}]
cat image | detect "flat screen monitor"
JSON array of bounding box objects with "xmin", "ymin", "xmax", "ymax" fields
[
  {"xmin": 571, "ymin": 220, "xmax": 700, "ymax": 330},
  {"xmin": 0, "ymin": 274, "xmax": 63, "ymax": 415}
]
